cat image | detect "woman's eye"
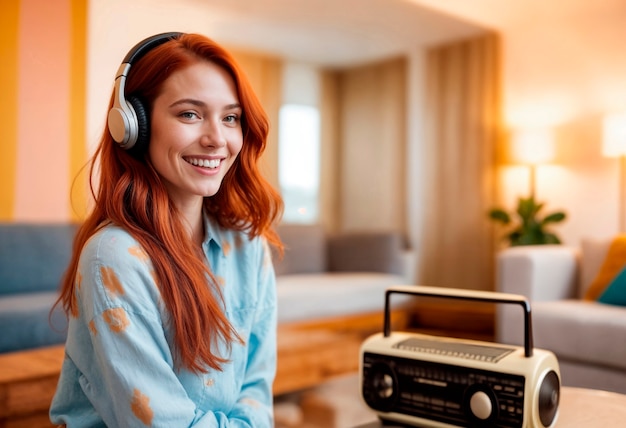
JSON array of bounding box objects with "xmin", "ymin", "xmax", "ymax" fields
[
  {"xmin": 180, "ymin": 111, "xmax": 199, "ymax": 120},
  {"xmin": 224, "ymin": 114, "xmax": 239, "ymax": 124}
]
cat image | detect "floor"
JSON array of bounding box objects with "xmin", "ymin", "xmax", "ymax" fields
[{"xmin": 274, "ymin": 373, "xmax": 378, "ymax": 428}]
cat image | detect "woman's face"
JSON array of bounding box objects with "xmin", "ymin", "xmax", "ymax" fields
[{"xmin": 149, "ymin": 60, "xmax": 243, "ymax": 209}]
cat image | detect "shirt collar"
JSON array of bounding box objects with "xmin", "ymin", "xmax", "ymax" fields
[{"xmin": 202, "ymin": 212, "xmax": 226, "ymax": 250}]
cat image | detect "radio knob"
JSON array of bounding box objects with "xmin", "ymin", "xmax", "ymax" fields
[{"xmin": 470, "ymin": 390, "xmax": 493, "ymax": 420}]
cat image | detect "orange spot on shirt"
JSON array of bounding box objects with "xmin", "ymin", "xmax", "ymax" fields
[
  {"xmin": 89, "ymin": 319, "xmax": 97, "ymax": 336},
  {"xmin": 103, "ymin": 307, "xmax": 130, "ymax": 333},
  {"xmin": 222, "ymin": 240, "xmax": 232, "ymax": 256},
  {"xmin": 100, "ymin": 266, "xmax": 124, "ymax": 297},
  {"xmin": 131, "ymin": 388, "xmax": 154, "ymax": 426},
  {"xmin": 128, "ymin": 246, "xmax": 148, "ymax": 261}
]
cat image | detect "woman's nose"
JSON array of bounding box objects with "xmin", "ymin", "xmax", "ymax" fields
[{"xmin": 200, "ymin": 120, "xmax": 226, "ymax": 148}]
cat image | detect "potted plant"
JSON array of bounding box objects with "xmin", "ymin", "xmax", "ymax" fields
[{"xmin": 488, "ymin": 196, "xmax": 566, "ymax": 246}]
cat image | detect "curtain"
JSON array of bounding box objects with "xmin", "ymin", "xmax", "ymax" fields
[
  {"xmin": 335, "ymin": 57, "xmax": 408, "ymax": 234},
  {"xmin": 419, "ymin": 33, "xmax": 502, "ymax": 291},
  {"xmin": 229, "ymin": 49, "xmax": 283, "ymax": 190},
  {"xmin": 318, "ymin": 71, "xmax": 341, "ymax": 234}
]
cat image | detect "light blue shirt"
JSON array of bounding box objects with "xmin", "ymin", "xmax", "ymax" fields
[{"xmin": 50, "ymin": 215, "xmax": 277, "ymax": 427}]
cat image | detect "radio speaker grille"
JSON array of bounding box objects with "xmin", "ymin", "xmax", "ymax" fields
[{"xmin": 394, "ymin": 337, "xmax": 514, "ymax": 363}]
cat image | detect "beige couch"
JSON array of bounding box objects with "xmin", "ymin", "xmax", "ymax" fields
[
  {"xmin": 495, "ymin": 239, "xmax": 626, "ymax": 394},
  {"xmin": 274, "ymin": 223, "xmax": 415, "ymax": 325}
]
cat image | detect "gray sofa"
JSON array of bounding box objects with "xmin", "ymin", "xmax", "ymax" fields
[
  {"xmin": 495, "ymin": 240, "xmax": 626, "ymax": 394},
  {"xmin": 0, "ymin": 223, "xmax": 75, "ymax": 352},
  {"xmin": 0, "ymin": 222, "xmax": 412, "ymax": 353}
]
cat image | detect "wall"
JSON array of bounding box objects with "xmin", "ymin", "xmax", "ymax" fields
[{"xmin": 1, "ymin": 0, "xmax": 87, "ymax": 222}]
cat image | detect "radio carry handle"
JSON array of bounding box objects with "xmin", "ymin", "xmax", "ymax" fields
[{"xmin": 383, "ymin": 285, "xmax": 534, "ymax": 358}]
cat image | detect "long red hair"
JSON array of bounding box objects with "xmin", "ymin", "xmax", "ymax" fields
[{"xmin": 57, "ymin": 33, "xmax": 283, "ymax": 372}]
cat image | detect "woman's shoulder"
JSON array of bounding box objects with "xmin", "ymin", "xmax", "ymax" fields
[
  {"xmin": 80, "ymin": 224, "xmax": 150, "ymax": 270},
  {"xmin": 77, "ymin": 224, "xmax": 161, "ymax": 313}
]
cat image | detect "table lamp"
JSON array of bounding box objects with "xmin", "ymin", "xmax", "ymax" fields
[
  {"xmin": 510, "ymin": 128, "xmax": 555, "ymax": 198},
  {"xmin": 602, "ymin": 112, "xmax": 626, "ymax": 232}
]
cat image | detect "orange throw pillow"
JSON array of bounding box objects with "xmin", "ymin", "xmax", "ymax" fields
[{"xmin": 585, "ymin": 235, "xmax": 626, "ymax": 300}]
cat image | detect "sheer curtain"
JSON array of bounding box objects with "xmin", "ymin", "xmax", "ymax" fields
[
  {"xmin": 319, "ymin": 58, "xmax": 408, "ymax": 235},
  {"xmin": 419, "ymin": 33, "xmax": 502, "ymax": 291},
  {"xmin": 229, "ymin": 49, "xmax": 283, "ymax": 190}
]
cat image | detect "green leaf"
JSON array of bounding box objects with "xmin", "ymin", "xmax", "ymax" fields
[
  {"xmin": 542, "ymin": 212, "xmax": 566, "ymax": 224},
  {"xmin": 488, "ymin": 197, "xmax": 566, "ymax": 247},
  {"xmin": 488, "ymin": 209, "xmax": 510, "ymax": 224}
]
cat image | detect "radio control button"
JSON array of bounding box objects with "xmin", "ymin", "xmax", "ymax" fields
[{"xmin": 470, "ymin": 391, "xmax": 493, "ymax": 420}]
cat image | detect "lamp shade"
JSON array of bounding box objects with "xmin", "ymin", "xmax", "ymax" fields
[
  {"xmin": 603, "ymin": 112, "xmax": 626, "ymax": 157},
  {"xmin": 510, "ymin": 128, "xmax": 555, "ymax": 165}
]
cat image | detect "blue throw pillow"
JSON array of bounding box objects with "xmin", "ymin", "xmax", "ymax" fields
[{"xmin": 598, "ymin": 266, "xmax": 626, "ymax": 306}]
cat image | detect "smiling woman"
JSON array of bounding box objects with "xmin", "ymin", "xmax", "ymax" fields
[{"xmin": 50, "ymin": 33, "xmax": 284, "ymax": 427}]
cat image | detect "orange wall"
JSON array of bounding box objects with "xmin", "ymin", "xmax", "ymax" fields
[
  {"xmin": 0, "ymin": 1, "xmax": 20, "ymax": 220},
  {"xmin": 1, "ymin": 0, "xmax": 87, "ymax": 222}
]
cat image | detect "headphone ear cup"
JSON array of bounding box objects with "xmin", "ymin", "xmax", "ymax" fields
[{"xmin": 127, "ymin": 96, "xmax": 150, "ymax": 156}]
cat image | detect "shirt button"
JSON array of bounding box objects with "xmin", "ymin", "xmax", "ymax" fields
[{"xmin": 206, "ymin": 378, "xmax": 215, "ymax": 387}]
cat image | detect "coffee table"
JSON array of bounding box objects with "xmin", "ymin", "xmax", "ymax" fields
[{"xmin": 355, "ymin": 386, "xmax": 626, "ymax": 427}]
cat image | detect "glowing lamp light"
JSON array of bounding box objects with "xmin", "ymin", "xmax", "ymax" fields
[
  {"xmin": 508, "ymin": 128, "xmax": 555, "ymax": 199},
  {"xmin": 510, "ymin": 129, "xmax": 555, "ymax": 165},
  {"xmin": 603, "ymin": 112, "xmax": 626, "ymax": 158},
  {"xmin": 602, "ymin": 112, "xmax": 626, "ymax": 232}
]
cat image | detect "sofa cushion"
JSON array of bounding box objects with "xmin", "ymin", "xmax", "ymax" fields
[
  {"xmin": 327, "ymin": 232, "xmax": 405, "ymax": 276},
  {"xmin": 0, "ymin": 291, "xmax": 67, "ymax": 352},
  {"xmin": 0, "ymin": 223, "xmax": 77, "ymax": 295},
  {"xmin": 598, "ymin": 267, "xmax": 626, "ymax": 306},
  {"xmin": 274, "ymin": 224, "xmax": 327, "ymax": 276},
  {"xmin": 581, "ymin": 236, "xmax": 618, "ymax": 299},
  {"xmin": 580, "ymin": 237, "xmax": 611, "ymax": 296},
  {"xmin": 276, "ymin": 272, "xmax": 407, "ymax": 323},
  {"xmin": 532, "ymin": 300, "xmax": 626, "ymax": 371}
]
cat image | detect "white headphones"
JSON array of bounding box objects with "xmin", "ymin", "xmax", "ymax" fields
[{"xmin": 107, "ymin": 32, "xmax": 183, "ymax": 155}]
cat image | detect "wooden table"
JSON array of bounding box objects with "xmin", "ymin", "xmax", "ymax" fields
[
  {"xmin": 356, "ymin": 386, "xmax": 626, "ymax": 427},
  {"xmin": 0, "ymin": 345, "xmax": 64, "ymax": 428},
  {"xmin": 0, "ymin": 326, "xmax": 365, "ymax": 427},
  {"xmin": 274, "ymin": 328, "xmax": 362, "ymax": 396}
]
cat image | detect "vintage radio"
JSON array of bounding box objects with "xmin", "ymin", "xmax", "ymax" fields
[{"xmin": 360, "ymin": 285, "xmax": 560, "ymax": 427}]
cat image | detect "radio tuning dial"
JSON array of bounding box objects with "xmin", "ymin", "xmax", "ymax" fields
[{"xmin": 470, "ymin": 390, "xmax": 493, "ymax": 420}]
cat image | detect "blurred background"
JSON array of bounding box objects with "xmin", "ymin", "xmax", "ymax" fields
[{"xmin": 2, "ymin": 0, "xmax": 626, "ymax": 291}]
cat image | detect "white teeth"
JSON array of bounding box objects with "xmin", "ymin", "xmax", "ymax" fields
[{"xmin": 187, "ymin": 158, "xmax": 220, "ymax": 169}]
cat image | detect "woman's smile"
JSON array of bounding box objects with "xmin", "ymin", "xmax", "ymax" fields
[{"xmin": 183, "ymin": 157, "xmax": 222, "ymax": 169}]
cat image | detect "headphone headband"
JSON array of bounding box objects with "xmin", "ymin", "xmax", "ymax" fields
[
  {"xmin": 108, "ymin": 32, "xmax": 184, "ymax": 153},
  {"xmin": 122, "ymin": 32, "xmax": 183, "ymax": 65}
]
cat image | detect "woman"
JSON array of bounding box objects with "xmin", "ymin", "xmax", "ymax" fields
[{"xmin": 50, "ymin": 33, "xmax": 283, "ymax": 427}]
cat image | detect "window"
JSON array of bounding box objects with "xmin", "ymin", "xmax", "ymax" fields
[{"xmin": 278, "ymin": 104, "xmax": 320, "ymax": 223}]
